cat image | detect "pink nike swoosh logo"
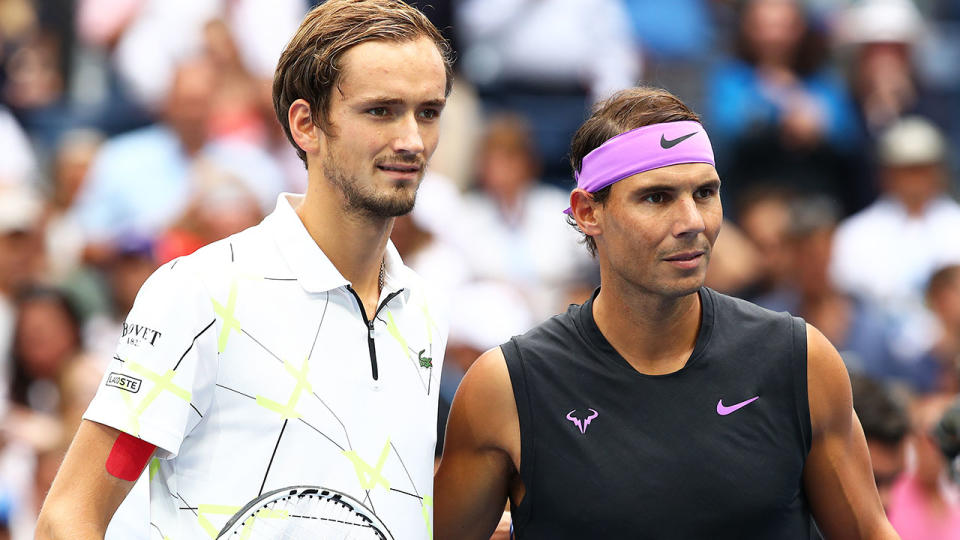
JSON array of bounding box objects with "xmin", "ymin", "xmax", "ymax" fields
[{"xmin": 716, "ymin": 396, "xmax": 760, "ymax": 415}]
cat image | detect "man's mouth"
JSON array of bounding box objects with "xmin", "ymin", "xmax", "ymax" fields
[
  {"xmin": 377, "ymin": 163, "xmax": 421, "ymax": 173},
  {"xmin": 663, "ymin": 250, "xmax": 705, "ymax": 262}
]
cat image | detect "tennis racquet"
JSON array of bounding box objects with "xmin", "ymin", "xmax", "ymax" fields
[{"xmin": 216, "ymin": 485, "xmax": 394, "ymax": 539}]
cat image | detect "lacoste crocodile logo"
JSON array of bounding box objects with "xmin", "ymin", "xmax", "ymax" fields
[
  {"xmin": 418, "ymin": 349, "xmax": 432, "ymax": 368},
  {"xmin": 566, "ymin": 408, "xmax": 599, "ymax": 434}
]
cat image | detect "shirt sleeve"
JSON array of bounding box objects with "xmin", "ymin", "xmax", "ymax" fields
[{"xmin": 84, "ymin": 261, "xmax": 219, "ymax": 459}]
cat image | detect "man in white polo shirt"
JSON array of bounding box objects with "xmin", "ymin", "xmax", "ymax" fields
[{"xmin": 36, "ymin": 1, "xmax": 452, "ymax": 539}]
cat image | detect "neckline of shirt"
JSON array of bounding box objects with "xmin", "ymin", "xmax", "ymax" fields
[
  {"xmin": 576, "ymin": 286, "xmax": 716, "ymax": 379},
  {"xmin": 265, "ymin": 193, "xmax": 413, "ymax": 298}
]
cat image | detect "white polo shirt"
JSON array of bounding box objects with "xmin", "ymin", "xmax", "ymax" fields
[{"xmin": 85, "ymin": 194, "xmax": 447, "ymax": 540}]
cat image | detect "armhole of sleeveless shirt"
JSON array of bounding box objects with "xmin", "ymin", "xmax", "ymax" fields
[
  {"xmin": 790, "ymin": 316, "xmax": 813, "ymax": 455},
  {"xmin": 501, "ymin": 338, "xmax": 535, "ymax": 526}
]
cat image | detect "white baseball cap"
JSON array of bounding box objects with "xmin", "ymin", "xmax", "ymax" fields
[
  {"xmin": 836, "ymin": 0, "xmax": 924, "ymax": 45},
  {"xmin": 878, "ymin": 116, "xmax": 946, "ymax": 166}
]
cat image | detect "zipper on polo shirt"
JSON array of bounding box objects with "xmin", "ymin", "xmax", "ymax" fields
[{"xmin": 345, "ymin": 286, "xmax": 404, "ymax": 381}]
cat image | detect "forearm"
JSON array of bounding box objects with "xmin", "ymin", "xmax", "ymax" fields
[
  {"xmin": 435, "ymin": 462, "xmax": 508, "ymax": 540},
  {"xmin": 36, "ymin": 506, "xmax": 106, "ymax": 540},
  {"xmin": 35, "ymin": 421, "xmax": 140, "ymax": 540}
]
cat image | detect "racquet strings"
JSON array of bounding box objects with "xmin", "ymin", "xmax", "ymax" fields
[{"xmin": 221, "ymin": 490, "xmax": 388, "ymax": 539}]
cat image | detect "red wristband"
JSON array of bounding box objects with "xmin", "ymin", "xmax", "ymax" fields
[{"xmin": 106, "ymin": 432, "xmax": 156, "ymax": 481}]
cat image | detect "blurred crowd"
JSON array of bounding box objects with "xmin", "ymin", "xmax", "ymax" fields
[{"xmin": 0, "ymin": 0, "xmax": 958, "ymax": 538}]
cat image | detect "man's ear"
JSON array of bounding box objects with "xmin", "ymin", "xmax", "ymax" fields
[
  {"xmin": 288, "ymin": 99, "xmax": 321, "ymax": 156},
  {"xmin": 570, "ymin": 188, "xmax": 602, "ymax": 238}
]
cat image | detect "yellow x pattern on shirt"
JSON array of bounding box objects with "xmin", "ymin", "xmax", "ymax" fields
[
  {"xmin": 197, "ymin": 504, "xmax": 288, "ymax": 539},
  {"xmin": 212, "ymin": 280, "xmax": 242, "ymax": 352},
  {"xmin": 422, "ymin": 494, "xmax": 434, "ymax": 540},
  {"xmin": 256, "ymin": 356, "xmax": 312, "ymax": 419},
  {"xmin": 343, "ymin": 439, "xmax": 392, "ymax": 492},
  {"xmin": 421, "ymin": 300, "xmax": 436, "ymax": 343},
  {"xmin": 385, "ymin": 311, "xmax": 411, "ymax": 359},
  {"xmin": 123, "ymin": 361, "xmax": 192, "ymax": 436}
]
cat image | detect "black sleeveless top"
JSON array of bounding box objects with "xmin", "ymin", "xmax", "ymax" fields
[{"xmin": 502, "ymin": 288, "xmax": 817, "ymax": 539}]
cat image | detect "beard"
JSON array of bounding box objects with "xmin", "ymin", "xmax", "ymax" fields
[{"xmin": 322, "ymin": 152, "xmax": 423, "ymax": 219}]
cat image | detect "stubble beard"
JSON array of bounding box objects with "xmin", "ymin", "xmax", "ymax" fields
[
  {"xmin": 614, "ymin": 249, "xmax": 711, "ymax": 300},
  {"xmin": 323, "ymin": 155, "xmax": 421, "ymax": 219}
]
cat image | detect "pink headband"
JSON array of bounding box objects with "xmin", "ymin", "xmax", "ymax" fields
[{"xmin": 563, "ymin": 120, "xmax": 715, "ymax": 214}]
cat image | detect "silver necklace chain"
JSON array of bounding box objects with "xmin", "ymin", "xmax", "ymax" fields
[{"xmin": 378, "ymin": 259, "xmax": 385, "ymax": 293}]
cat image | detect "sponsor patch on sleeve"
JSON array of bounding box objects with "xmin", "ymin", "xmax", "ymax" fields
[{"xmin": 106, "ymin": 372, "xmax": 143, "ymax": 393}]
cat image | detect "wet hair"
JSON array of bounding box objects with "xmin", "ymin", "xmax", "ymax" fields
[
  {"xmin": 272, "ymin": 0, "xmax": 454, "ymax": 165},
  {"xmin": 567, "ymin": 87, "xmax": 702, "ymax": 257}
]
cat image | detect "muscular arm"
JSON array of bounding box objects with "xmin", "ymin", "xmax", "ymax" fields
[
  {"xmin": 802, "ymin": 325, "xmax": 900, "ymax": 539},
  {"xmin": 35, "ymin": 420, "xmax": 154, "ymax": 540},
  {"xmin": 435, "ymin": 347, "xmax": 521, "ymax": 540}
]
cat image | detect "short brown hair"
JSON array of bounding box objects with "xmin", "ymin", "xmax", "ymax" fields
[
  {"xmin": 272, "ymin": 0, "xmax": 454, "ymax": 165},
  {"xmin": 567, "ymin": 87, "xmax": 703, "ymax": 256}
]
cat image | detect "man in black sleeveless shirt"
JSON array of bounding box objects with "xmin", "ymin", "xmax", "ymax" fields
[{"xmin": 435, "ymin": 87, "xmax": 898, "ymax": 539}]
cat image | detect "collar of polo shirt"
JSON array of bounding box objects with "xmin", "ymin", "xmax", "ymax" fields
[{"xmin": 267, "ymin": 193, "xmax": 414, "ymax": 297}]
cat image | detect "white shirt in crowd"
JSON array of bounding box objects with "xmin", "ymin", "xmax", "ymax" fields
[
  {"xmin": 830, "ymin": 195, "xmax": 960, "ymax": 357},
  {"xmin": 456, "ymin": 0, "xmax": 640, "ymax": 100}
]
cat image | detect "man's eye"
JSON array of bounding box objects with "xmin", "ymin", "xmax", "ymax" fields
[
  {"xmin": 419, "ymin": 108, "xmax": 440, "ymax": 120},
  {"xmin": 368, "ymin": 107, "xmax": 388, "ymax": 117},
  {"xmin": 644, "ymin": 193, "xmax": 665, "ymax": 203},
  {"xmin": 696, "ymin": 187, "xmax": 717, "ymax": 199}
]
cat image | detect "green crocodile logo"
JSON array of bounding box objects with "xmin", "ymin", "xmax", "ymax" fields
[{"xmin": 418, "ymin": 349, "xmax": 432, "ymax": 369}]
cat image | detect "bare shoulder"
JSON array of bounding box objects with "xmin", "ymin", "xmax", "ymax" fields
[
  {"xmin": 805, "ymin": 323, "xmax": 853, "ymax": 436},
  {"xmin": 450, "ymin": 346, "xmax": 520, "ymax": 457}
]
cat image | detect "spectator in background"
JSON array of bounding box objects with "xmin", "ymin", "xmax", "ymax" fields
[
  {"xmin": 69, "ymin": 56, "xmax": 284, "ymax": 263},
  {"xmin": 98, "ymin": 0, "xmax": 307, "ymax": 110},
  {"xmin": 735, "ymin": 186, "xmax": 796, "ymax": 300},
  {"xmin": 836, "ymin": 0, "xmax": 927, "ymax": 136},
  {"xmin": 69, "ymin": 57, "xmax": 217, "ymax": 259},
  {"xmin": 708, "ymin": 0, "xmax": 864, "ymax": 217},
  {"xmin": 701, "ymin": 219, "xmax": 764, "ymax": 297},
  {"xmin": 154, "ymin": 157, "xmax": 268, "ymax": 263},
  {"xmin": 756, "ymin": 196, "xmax": 917, "ymax": 389},
  {"xmin": 834, "ymin": 0, "xmax": 940, "ymax": 196},
  {"xmin": 888, "ymin": 393, "xmax": 960, "ymax": 539},
  {"xmin": 925, "ymin": 265, "xmax": 960, "ymax": 392},
  {"xmin": 830, "ymin": 116, "xmax": 960, "ymax": 367},
  {"xmin": 451, "ymin": 114, "xmax": 594, "ymax": 320},
  {"xmin": 851, "ymin": 373, "xmax": 911, "ymax": 513},
  {"xmin": 80, "ymin": 0, "xmax": 310, "ymax": 190},
  {"xmin": 0, "ymin": 0, "xmax": 72, "ymax": 150},
  {"xmin": 455, "ymin": 0, "xmax": 639, "ymax": 184},
  {"xmin": 2, "ymin": 0, "xmax": 152, "ymax": 152},
  {"xmin": 8, "ymin": 287, "xmax": 84, "ymax": 417},
  {"xmin": 82, "ymin": 236, "xmax": 156, "ymax": 365},
  {"xmin": 41, "ymin": 129, "xmax": 103, "ymax": 283},
  {"xmin": 390, "ymin": 175, "xmax": 470, "ymax": 303},
  {"xmin": 0, "ymin": 106, "xmax": 38, "ymax": 188},
  {"xmin": 0, "ymin": 187, "xmax": 45, "ymax": 406}
]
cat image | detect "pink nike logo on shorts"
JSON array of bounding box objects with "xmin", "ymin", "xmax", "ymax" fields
[{"xmin": 716, "ymin": 396, "xmax": 759, "ymax": 415}]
